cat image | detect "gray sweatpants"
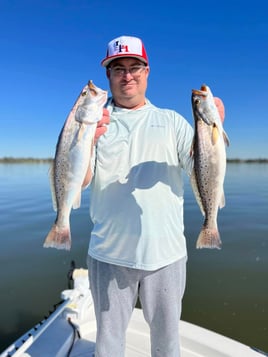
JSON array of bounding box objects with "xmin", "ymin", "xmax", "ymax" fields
[{"xmin": 87, "ymin": 256, "xmax": 187, "ymax": 357}]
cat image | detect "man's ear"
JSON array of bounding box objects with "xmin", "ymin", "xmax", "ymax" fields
[{"xmin": 106, "ymin": 68, "xmax": 110, "ymax": 79}]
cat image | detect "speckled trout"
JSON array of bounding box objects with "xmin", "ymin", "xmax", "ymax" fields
[
  {"xmin": 191, "ymin": 84, "xmax": 229, "ymax": 249},
  {"xmin": 43, "ymin": 81, "xmax": 107, "ymax": 250}
]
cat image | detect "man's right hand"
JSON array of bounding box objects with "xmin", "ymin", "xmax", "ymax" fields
[{"xmin": 94, "ymin": 108, "xmax": 110, "ymax": 143}]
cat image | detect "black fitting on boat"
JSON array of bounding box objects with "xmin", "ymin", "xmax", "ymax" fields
[{"xmin": 67, "ymin": 260, "xmax": 76, "ymax": 289}]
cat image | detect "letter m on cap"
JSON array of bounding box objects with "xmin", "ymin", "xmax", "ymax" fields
[{"xmin": 114, "ymin": 41, "xmax": 129, "ymax": 53}]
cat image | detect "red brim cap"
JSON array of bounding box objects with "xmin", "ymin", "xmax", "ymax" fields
[{"xmin": 101, "ymin": 35, "xmax": 148, "ymax": 67}]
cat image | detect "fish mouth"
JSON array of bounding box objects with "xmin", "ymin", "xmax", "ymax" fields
[
  {"xmin": 192, "ymin": 85, "xmax": 213, "ymax": 125},
  {"xmin": 192, "ymin": 84, "xmax": 208, "ymax": 97},
  {"xmin": 88, "ymin": 80, "xmax": 98, "ymax": 97}
]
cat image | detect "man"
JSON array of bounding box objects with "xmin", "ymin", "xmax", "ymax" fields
[{"xmin": 87, "ymin": 35, "xmax": 224, "ymax": 357}]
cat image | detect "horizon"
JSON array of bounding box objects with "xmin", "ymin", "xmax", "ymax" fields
[{"xmin": 1, "ymin": 157, "xmax": 268, "ymax": 163}]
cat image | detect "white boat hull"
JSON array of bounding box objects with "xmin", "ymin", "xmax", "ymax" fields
[{"xmin": 1, "ymin": 268, "xmax": 267, "ymax": 357}]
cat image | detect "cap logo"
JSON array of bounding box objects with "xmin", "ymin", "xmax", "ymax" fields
[{"xmin": 114, "ymin": 41, "xmax": 129, "ymax": 54}]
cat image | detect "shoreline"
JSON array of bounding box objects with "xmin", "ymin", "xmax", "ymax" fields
[
  {"xmin": 0, "ymin": 157, "xmax": 53, "ymax": 163},
  {"xmin": 0, "ymin": 157, "xmax": 268, "ymax": 164}
]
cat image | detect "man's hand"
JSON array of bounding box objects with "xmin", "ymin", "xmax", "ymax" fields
[
  {"xmin": 214, "ymin": 97, "xmax": 225, "ymax": 123},
  {"xmin": 94, "ymin": 108, "xmax": 110, "ymax": 143}
]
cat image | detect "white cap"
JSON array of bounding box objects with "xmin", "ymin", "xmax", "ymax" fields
[{"xmin": 101, "ymin": 35, "xmax": 149, "ymax": 67}]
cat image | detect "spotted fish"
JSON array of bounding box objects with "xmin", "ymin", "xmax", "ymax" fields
[
  {"xmin": 43, "ymin": 81, "xmax": 107, "ymax": 250},
  {"xmin": 191, "ymin": 84, "xmax": 229, "ymax": 249}
]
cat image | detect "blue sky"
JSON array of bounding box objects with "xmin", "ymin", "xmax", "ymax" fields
[{"xmin": 0, "ymin": 0, "xmax": 267, "ymax": 159}]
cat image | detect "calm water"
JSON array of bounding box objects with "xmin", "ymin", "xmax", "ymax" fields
[{"xmin": 0, "ymin": 163, "xmax": 267, "ymax": 352}]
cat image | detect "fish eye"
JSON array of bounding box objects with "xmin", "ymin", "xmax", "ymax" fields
[{"xmin": 194, "ymin": 98, "xmax": 201, "ymax": 105}]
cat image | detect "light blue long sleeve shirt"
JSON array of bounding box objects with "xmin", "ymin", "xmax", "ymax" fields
[{"xmin": 88, "ymin": 99, "xmax": 193, "ymax": 270}]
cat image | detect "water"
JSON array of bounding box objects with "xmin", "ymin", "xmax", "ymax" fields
[{"xmin": 0, "ymin": 163, "xmax": 267, "ymax": 352}]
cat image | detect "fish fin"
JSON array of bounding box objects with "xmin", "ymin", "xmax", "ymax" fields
[
  {"xmin": 49, "ymin": 162, "xmax": 57, "ymax": 211},
  {"xmin": 82, "ymin": 139, "xmax": 94, "ymax": 188},
  {"xmin": 190, "ymin": 130, "xmax": 198, "ymax": 157},
  {"xmin": 196, "ymin": 227, "xmax": 222, "ymax": 249},
  {"xmin": 190, "ymin": 169, "xmax": 205, "ymax": 216},
  {"xmin": 82, "ymin": 162, "xmax": 92, "ymax": 188},
  {"xmin": 77, "ymin": 123, "xmax": 86, "ymax": 141},
  {"xmin": 212, "ymin": 124, "xmax": 230, "ymax": 147},
  {"xmin": 212, "ymin": 124, "xmax": 220, "ymax": 145},
  {"xmin": 43, "ymin": 223, "xmax": 71, "ymax": 250},
  {"xmin": 72, "ymin": 191, "xmax": 81, "ymax": 209},
  {"xmin": 219, "ymin": 190, "xmax": 225, "ymax": 209},
  {"xmin": 190, "ymin": 140, "xmax": 194, "ymax": 157},
  {"xmin": 223, "ymin": 130, "xmax": 230, "ymax": 147}
]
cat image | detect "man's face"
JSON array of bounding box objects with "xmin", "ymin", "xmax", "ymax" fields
[{"xmin": 106, "ymin": 58, "xmax": 150, "ymax": 109}]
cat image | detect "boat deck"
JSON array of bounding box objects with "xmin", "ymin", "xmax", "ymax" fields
[
  {"xmin": 27, "ymin": 306, "xmax": 152, "ymax": 357},
  {"xmin": 2, "ymin": 268, "xmax": 266, "ymax": 357},
  {"xmin": 25, "ymin": 306, "xmax": 264, "ymax": 357}
]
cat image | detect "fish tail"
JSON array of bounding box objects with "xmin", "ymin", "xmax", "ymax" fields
[
  {"xmin": 43, "ymin": 224, "xmax": 71, "ymax": 250},
  {"xmin": 196, "ymin": 227, "xmax": 222, "ymax": 249}
]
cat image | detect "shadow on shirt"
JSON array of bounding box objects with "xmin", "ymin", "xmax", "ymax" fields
[{"xmin": 90, "ymin": 160, "xmax": 184, "ymax": 264}]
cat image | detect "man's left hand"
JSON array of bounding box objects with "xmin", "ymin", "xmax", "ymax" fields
[{"xmin": 214, "ymin": 97, "xmax": 225, "ymax": 123}]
